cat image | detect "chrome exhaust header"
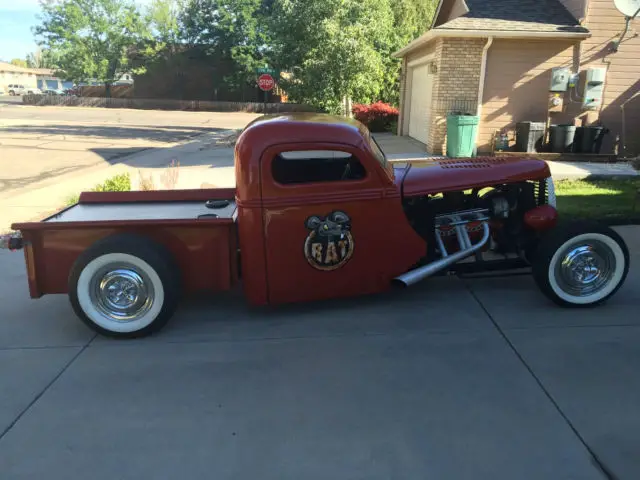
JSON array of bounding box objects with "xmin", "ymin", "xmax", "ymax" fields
[{"xmin": 393, "ymin": 214, "xmax": 491, "ymax": 287}]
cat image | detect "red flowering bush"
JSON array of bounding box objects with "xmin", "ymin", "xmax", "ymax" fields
[{"xmin": 352, "ymin": 101, "xmax": 399, "ymax": 132}]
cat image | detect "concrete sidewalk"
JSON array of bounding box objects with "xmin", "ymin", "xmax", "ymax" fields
[{"xmin": 376, "ymin": 133, "xmax": 639, "ymax": 180}]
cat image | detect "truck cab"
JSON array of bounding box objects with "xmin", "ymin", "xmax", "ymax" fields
[{"xmin": 234, "ymin": 114, "xmax": 426, "ymax": 306}]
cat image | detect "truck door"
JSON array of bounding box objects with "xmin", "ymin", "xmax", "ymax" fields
[{"xmin": 260, "ymin": 143, "xmax": 424, "ymax": 305}]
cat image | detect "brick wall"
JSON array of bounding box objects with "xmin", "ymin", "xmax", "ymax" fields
[{"xmin": 428, "ymin": 38, "xmax": 485, "ymax": 154}]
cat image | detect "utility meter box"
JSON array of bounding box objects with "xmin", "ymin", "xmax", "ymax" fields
[
  {"xmin": 550, "ymin": 67, "xmax": 570, "ymax": 92},
  {"xmin": 582, "ymin": 67, "xmax": 607, "ymax": 110}
]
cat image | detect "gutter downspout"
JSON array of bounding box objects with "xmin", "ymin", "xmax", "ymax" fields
[
  {"xmin": 620, "ymin": 91, "xmax": 640, "ymax": 157},
  {"xmin": 398, "ymin": 57, "xmax": 408, "ymax": 136},
  {"xmin": 474, "ymin": 36, "xmax": 494, "ymax": 156}
]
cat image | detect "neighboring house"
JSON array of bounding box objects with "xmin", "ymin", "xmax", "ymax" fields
[
  {"xmin": 394, "ymin": 0, "xmax": 640, "ymax": 157},
  {"xmin": 115, "ymin": 72, "xmax": 134, "ymax": 85},
  {"xmin": 0, "ymin": 61, "xmax": 39, "ymax": 92},
  {"xmin": 79, "ymin": 73, "xmax": 134, "ymax": 87},
  {"xmin": 33, "ymin": 68, "xmax": 65, "ymax": 91}
]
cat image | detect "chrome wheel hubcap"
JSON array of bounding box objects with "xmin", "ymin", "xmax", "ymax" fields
[
  {"xmin": 556, "ymin": 241, "xmax": 616, "ymax": 297},
  {"xmin": 91, "ymin": 268, "xmax": 154, "ymax": 322}
]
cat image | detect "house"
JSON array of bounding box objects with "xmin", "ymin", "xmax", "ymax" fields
[
  {"xmin": 79, "ymin": 72, "xmax": 135, "ymax": 87},
  {"xmin": 32, "ymin": 68, "xmax": 69, "ymax": 91},
  {"xmin": 0, "ymin": 61, "xmax": 39, "ymax": 92},
  {"xmin": 393, "ymin": 0, "xmax": 640, "ymax": 157}
]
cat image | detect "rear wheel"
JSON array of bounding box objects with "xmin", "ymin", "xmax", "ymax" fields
[
  {"xmin": 69, "ymin": 234, "xmax": 181, "ymax": 338},
  {"xmin": 532, "ymin": 221, "xmax": 629, "ymax": 307}
]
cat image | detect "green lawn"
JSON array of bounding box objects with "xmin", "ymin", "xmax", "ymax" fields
[{"xmin": 555, "ymin": 178, "xmax": 640, "ymax": 223}]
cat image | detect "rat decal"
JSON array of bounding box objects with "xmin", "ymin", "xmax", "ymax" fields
[{"xmin": 304, "ymin": 211, "xmax": 354, "ymax": 271}]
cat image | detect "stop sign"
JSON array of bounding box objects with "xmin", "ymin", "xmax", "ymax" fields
[{"xmin": 258, "ymin": 74, "xmax": 275, "ymax": 92}]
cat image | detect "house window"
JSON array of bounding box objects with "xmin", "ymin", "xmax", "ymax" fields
[{"xmin": 272, "ymin": 150, "xmax": 367, "ymax": 185}]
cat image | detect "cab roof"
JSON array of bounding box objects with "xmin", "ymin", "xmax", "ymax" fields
[{"xmin": 236, "ymin": 113, "xmax": 370, "ymax": 153}]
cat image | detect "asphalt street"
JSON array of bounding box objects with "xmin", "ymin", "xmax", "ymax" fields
[
  {"xmin": 0, "ymin": 226, "xmax": 638, "ymax": 480},
  {"xmin": 0, "ymin": 100, "xmax": 258, "ymax": 197}
]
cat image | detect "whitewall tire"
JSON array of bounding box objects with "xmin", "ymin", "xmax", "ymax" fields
[
  {"xmin": 69, "ymin": 234, "xmax": 181, "ymax": 338},
  {"xmin": 532, "ymin": 221, "xmax": 629, "ymax": 307}
]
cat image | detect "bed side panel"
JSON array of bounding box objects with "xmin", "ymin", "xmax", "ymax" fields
[{"xmin": 26, "ymin": 224, "xmax": 235, "ymax": 295}]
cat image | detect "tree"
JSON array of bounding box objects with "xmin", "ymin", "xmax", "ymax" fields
[
  {"xmin": 26, "ymin": 47, "xmax": 61, "ymax": 69},
  {"xmin": 141, "ymin": 0, "xmax": 188, "ymax": 58},
  {"xmin": 10, "ymin": 59, "xmax": 28, "ymax": 68},
  {"xmin": 270, "ymin": 0, "xmax": 394, "ymax": 114},
  {"xmin": 180, "ymin": 0, "xmax": 271, "ymax": 94},
  {"xmin": 33, "ymin": 0, "xmax": 151, "ymax": 96},
  {"xmin": 378, "ymin": 0, "xmax": 438, "ymax": 105},
  {"xmin": 267, "ymin": 0, "xmax": 437, "ymax": 111}
]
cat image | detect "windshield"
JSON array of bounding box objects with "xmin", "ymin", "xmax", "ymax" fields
[{"xmin": 367, "ymin": 133, "xmax": 388, "ymax": 169}]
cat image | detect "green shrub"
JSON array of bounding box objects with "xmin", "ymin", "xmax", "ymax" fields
[
  {"xmin": 64, "ymin": 173, "xmax": 132, "ymax": 206},
  {"xmin": 92, "ymin": 173, "xmax": 131, "ymax": 192},
  {"xmin": 388, "ymin": 119, "xmax": 398, "ymax": 134},
  {"xmin": 65, "ymin": 194, "xmax": 80, "ymax": 206}
]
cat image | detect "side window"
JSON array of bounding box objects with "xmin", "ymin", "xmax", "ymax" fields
[{"xmin": 272, "ymin": 150, "xmax": 367, "ymax": 185}]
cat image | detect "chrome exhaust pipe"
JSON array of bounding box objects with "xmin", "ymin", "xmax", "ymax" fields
[{"xmin": 393, "ymin": 222, "xmax": 490, "ymax": 287}]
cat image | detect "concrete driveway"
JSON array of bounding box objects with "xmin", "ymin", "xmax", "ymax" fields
[{"xmin": 0, "ymin": 226, "xmax": 638, "ymax": 479}]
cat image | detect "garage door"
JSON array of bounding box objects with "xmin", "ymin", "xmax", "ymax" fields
[{"xmin": 408, "ymin": 64, "xmax": 433, "ymax": 145}]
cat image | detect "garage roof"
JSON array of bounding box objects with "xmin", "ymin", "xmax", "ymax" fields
[
  {"xmin": 394, "ymin": 0, "xmax": 590, "ymax": 58},
  {"xmin": 0, "ymin": 61, "xmax": 38, "ymax": 74},
  {"xmin": 435, "ymin": 0, "xmax": 589, "ymax": 34}
]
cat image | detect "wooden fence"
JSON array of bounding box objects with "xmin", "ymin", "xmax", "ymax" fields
[{"xmin": 22, "ymin": 94, "xmax": 318, "ymax": 113}]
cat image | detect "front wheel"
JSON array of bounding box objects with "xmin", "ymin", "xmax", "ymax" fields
[
  {"xmin": 69, "ymin": 234, "xmax": 181, "ymax": 338},
  {"xmin": 532, "ymin": 221, "xmax": 629, "ymax": 307}
]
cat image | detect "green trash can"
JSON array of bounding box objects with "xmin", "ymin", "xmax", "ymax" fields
[{"xmin": 446, "ymin": 114, "xmax": 479, "ymax": 157}]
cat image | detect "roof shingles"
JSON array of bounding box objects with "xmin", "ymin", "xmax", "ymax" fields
[{"xmin": 436, "ymin": 0, "xmax": 589, "ymax": 33}]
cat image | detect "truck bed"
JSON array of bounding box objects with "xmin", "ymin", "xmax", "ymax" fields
[
  {"xmin": 11, "ymin": 188, "xmax": 240, "ymax": 298},
  {"xmin": 44, "ymin": 200, "xmax": 237, "ymax": 223}
]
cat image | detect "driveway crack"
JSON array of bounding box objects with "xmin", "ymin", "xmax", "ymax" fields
[
  {"xmin": 461, "ymin": 278, "xmax": 618, "ymax": 480},
  {"xmin": 0, "ymin": 334, "xmax": 97, "ymax": 442}
]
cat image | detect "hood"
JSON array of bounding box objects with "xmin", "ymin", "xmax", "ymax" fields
[{"xmin": 394, "ymin": 156, "xmax": 551, "ymax": 196}]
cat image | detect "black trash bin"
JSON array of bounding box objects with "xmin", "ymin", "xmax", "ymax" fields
[
  {"xmin": 515, "ymin": 121, "xmax": 546, "ymax": 153},
  {"xmin": 573, "ymin": 127, "xmax": 585, "ymax": 153},
  {"xmin": 549, "ymin": 124, "xmax": 577, "ymax": 153},
  {"xmin": 580, "ymin": 126, "xmax": 606, "ymax": 154}
]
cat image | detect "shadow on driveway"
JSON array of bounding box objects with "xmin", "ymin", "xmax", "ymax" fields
[{"xmin": 1, "ymin": 124, "xmax": 223, "ymax": 143}]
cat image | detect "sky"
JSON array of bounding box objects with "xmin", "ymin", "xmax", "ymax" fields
[
  {"xmin": 0, "ymin": 0, "xmax": 41, "ymax": 61},
  {"xmin": 0, "ymin": 0, "xmax": 152, "ymax": 63}
]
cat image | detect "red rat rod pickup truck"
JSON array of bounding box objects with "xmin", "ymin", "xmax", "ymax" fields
[{"xmin": 1, "ymin": 114, "xmax": 631, "ymax": 338}]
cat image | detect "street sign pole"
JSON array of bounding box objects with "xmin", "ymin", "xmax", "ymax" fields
[
  {"xmin": 257, "ymin": 72, "xmax": 276, "ymax": 112},
  {"xmin": 256, "ymin": 66, "xmax": 280, "ymax": 111}
]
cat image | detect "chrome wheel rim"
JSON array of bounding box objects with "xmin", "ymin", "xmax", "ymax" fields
[
  {"xmin": 90, "ymin": 266, "xmax": 154, "ymax": 322},
  {"xmin": 554, "ymin": 240, "xmax": 616, "ymax": 297}
]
